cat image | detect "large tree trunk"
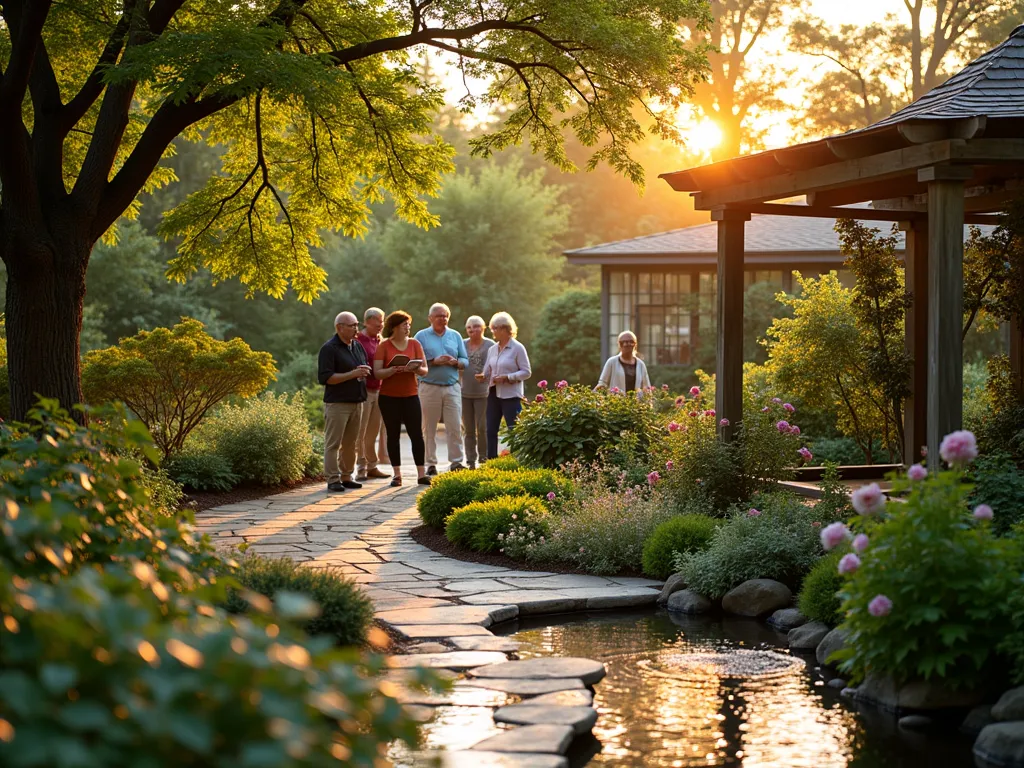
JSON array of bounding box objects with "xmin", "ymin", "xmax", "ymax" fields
[{"xmin": 3, "ymin": 234, "xmax": 89, "ymax": 422}]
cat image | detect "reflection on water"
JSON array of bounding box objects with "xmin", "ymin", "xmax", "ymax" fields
[{"xmin": 393, "ymin": 609, "xmax": 978, "ymax": 767}]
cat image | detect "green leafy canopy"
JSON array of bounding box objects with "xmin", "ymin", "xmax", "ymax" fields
[{"xmin": 0, "ymin": 0, "xmax": 712, "ymax": 303}]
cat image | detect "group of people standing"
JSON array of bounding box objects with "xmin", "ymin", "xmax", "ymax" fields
[{"xmin": 317, "ymin": 303, "xmax": 531, "ymax": 491}]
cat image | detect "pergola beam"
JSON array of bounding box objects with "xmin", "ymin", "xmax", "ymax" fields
[{"xmin": 741, "ymin": 202, "xmax": 999, "ymax": 225}]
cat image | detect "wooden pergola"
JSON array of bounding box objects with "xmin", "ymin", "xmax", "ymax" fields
[{"xmin": 660, "ymin": 26, "xmax": 1024, "ymax": 466}]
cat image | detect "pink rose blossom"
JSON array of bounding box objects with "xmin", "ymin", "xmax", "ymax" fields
[
  {"xmin": 851, "ymin": 482, "xmax": 886, "ymax": 516},
  {"xmin": 535, "ymin": 394, "xmax": 545, "ymax": 402},
  {"xmin": 798, "ymin": 447, "xmax": 813, "ymax": 463},
  {"xmin": 690, "ymin": 386, "xmax": 701, "ymax": 397},
  {"xmin": 939, "ymin": 430, "xmax": 978, "ymax": 467},
  {"xmin": 665, "ymin": 460, "xmax": 674, "ymax": 471},
  {"xmin": 537, "ymin": 380, "xmax": 548, "ymax": 389},
  {"xmin": 747, "ymin": 508, "xmax": 761, "ymax": 517},
  {"xmin": 852, "ymin": 533, "xmax": 869, "ymax": 553},
  {"xmin": 838, "ymin": 553, "xmax": 861, "ymax": 575},
  {"xmin": 579, "ymin": 546, "xmax": 585, "ymax": 553},
  {"xmin": 546, "ymin": 492, "xmax": 556, "ymax": 501},
  {"xmin": 907, "ymin": 464, "xmax": 927, "ymax": 481},
  {"xmin": 761, "ymin": 406, "xmax": 770, "ymax": 413},
  {"xmin": 776, "ymin": 420, "xmax": 790, "ymax": 433},
  {"xmin": 668, "ymin": 421, "xmax": 681, "ymax": 433},
  {"xmin": 688, "ymin": 411, "xmax": 698, "ymax": 418},
  {"xmin": 791, "ymin": 425, "xmax": 801, "ymax": 436},
  {"xmin": 556, "ymin": 380, "xmax": 568, "ymax": 389},
  {"xmin": 719, "ymin": 418, "xmax": 730, "ymax": 427},
  {"xmin": 704, "ymin": 408, "xmax": 716, "ymax": 418},
  {"xmin": 973, "ymin": 504, "xmax": 994, "ymax": 521},
  {"xmin": 662, "ymin": 384, "xmax": 670, "ymax": 391},
  {"xmin": 675, "ymin": 395, "xmax": 686, "ymax": 406},
  {"xmin": 783, "ymin": 402, "xmax": 796, "ymax": 413},
  {"xmin": 610, "ymin": 386, "xmax": 620, "ymax": 394},
  {"xmin": 771, "ymin": 397, "xmax": 782, "ymax": 404},
  {"xmin": 811, "ymin": 521, "xmax": 821, "ymax": 528},
  {"xmin": 868, "ymin": 594, "xmax": 893, "ymax": 617},
  {"xmin": 821, "ymin": 521, "xmax": 851, "ymax": 551},
  {"xmin": 647, "ymin": 471, "xmax": 661, "ymax": 486}
]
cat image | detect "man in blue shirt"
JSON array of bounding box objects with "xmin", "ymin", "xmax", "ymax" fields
[{"xmin": 415, "ymin": 302, "xmax": 469, "ymax": 474}]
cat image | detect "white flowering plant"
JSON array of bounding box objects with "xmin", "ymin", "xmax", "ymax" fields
[{"xmin": 828, "ymin": 431, "xmax": 1022, "ymax": 689}]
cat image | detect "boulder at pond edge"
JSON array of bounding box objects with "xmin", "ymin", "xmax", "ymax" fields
[
  {"xmin": 815, "ymin": 627, "xmax": 850, "ymax": 667},
  {"xmin": 721, "ymin": 579, "xmax": 792, "ymax": 618},
  {"xmin": 657, "ymin": 573, "xmax": 687, "ymax": 605},
  {"xmin": 666, "ymin": 589, "xmax": 713, "ymax": 615},
  {"xmin": 973, "ymin": 722, "xmax": 1024, "ymax": 768}
]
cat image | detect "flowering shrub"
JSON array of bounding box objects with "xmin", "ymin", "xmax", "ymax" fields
[
  {"xmin": 445, "ymin": 495, "xmax": 549, "ymax": 553},
  {"xmin": 797, "ymin": 552, "xmax": 844, "ymax": 627},
  {"xmin": 970, "ymin": 453, "xmax": 1024, "ymax": 535},
  {"xmin": 641, "ymin": 513, "xmax": 720, "ymax": 580},
  {"xmin": 831, "ymin": 439, "xmax": 1019, "ymax": 689},
  {"xmin": 676, "ymin": 492, "xmax": 826, "ymax": 598},
  {"xmin": 738, "ymin": 396, "xmax": 804, "ymax": 488},
  {"xmin": 509, "ymin": 466, "xmax": 674, "ymax": 574},
  {"xmin": 504, "ymin": 384, "xmax": 661, "ymax": 468}
]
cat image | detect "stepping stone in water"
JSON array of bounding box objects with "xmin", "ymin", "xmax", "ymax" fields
[
  {"xmin": 449, "ymin": 635, "xmax": 520, "ymax": 652},
  {"xmin": 527, "ymin": 689, "xmax": 594, "ymax": 707},
  {"xmin": 469, "ymin": 657, "xmax": 606, "ymax": 686},
  {"xmin": 376, "ymin": 604, "xmax": 517, "ymax": 628},
  {"xmin": 388, "ymin": 651, "xmax": 508, "ymax": 670},
  {"xmin": 391, "ymin": 624, "xmax": 493, "ymax": 640},
  {"xmin": 428, "ymin": 750, "xmax": 568, "ymax": 768},
  {"xmin": 407, "ymin": 642, "xmax": 449, "ymax": 654},
  {"xmin": 393, "ymin": 684, "xmax": 516, "ymax": 708},
  {"xmin": 470, "ymin": 724, "xmax": 576, "ymax": 755},
  {"xmin": 462, "ymin": 678, "xmax": 586, "ymax": 697},
  {"xmin": 493, "ymin": 704, "xmax": 598, "ymax": 735}
]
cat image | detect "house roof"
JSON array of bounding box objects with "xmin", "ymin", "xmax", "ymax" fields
[
  {"xmin": 564, "ymin": 214, "xmax": 992, "ymax": 266},
  {"xmin": 658, "ymin": 26, "xmax": 1024, "ymax": 208}
]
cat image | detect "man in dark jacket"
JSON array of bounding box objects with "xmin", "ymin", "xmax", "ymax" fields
[{"xmin": 318, "ymin": 311, "xmax": 370, "ymax": 492}]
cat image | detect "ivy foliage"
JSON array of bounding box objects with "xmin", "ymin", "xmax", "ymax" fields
[{"xmin": 82, "ymin": 319, "xmax": 276, "ymax": 458}]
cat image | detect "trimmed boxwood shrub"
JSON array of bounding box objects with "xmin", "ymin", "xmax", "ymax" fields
[
  {"xmin": 223, "ymin": 555, "xmax": 374, "ymax": 646},
  {"xmin": 485, "ymin": 455, "xmax": 522, "ymax": 472},
  {"xmin": 797, "ymin": 552, "xmax": 844, "ymax": 627},
  {"xmin": 472, "ymin": 468, "xmax": 572, "ymax": 503},
  {"xmin": 641, "ymin": 514, "xmax": 719, "ymax": 580},
  {"xmin": 417, "ymin": 469, "xmax": 492, "ymax": 528},
  {"xmin": 445, "ymin": 496, "xmax": 549, "ymax": 553}
]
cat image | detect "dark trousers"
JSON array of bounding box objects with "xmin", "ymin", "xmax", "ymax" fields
[
  {"xmin": 378, "ymin": 394, "xmax": 426, "ymax": 467},
  {"xmin": 486, "ymin": 387, "xmax": 522, "ymax": 459}
]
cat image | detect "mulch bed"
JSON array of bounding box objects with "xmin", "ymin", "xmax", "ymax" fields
[
  {"xmin": 182, "ymin": 476, "xmax": 325, "ymax": 512},
  {"xmin": 410, "ymin": 523, "xmax": 645, "ymax": 579}
]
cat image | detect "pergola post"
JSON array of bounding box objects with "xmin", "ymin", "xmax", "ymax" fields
[
  {"xmin": 712, "ymin": 208, "xmax": 750, "ymax": 442},
  {"xmin": 921, "ymin": 165, "xmax": 971, "ymax": 466},
  {"xmin": 900, "ymin": 219, "xmax": 928, "ymax": 466}
]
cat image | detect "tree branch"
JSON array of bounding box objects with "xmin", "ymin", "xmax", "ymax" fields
[{"xmin": 0, "ymin": 1, "xmax": 52, "ymax": 115}]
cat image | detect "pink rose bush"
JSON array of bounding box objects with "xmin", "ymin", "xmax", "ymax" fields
[
  {"xmin": 556, "ymin": 380, "xmax": 568, "ymax": 389},
  {"xmin": 719, "ymin": 418, "xmax": 730, "ymax": 427},
  {"xmin": 938, "ymin": 429, "xmax": 977, "ymax": 467},
  {"xmin": 851, "ymin": 483, "xmax": 885, "ymax": 516},
  {"xmin": 690, "ymin": 386, "xmax": 701, "ymax": 397},
  {"xmin": 797, "ymin": 447, "xmax": 813, "ymax": 463},
  {"xmin": 867, "ymin": 594, "xmax": 892, "ymax": 617},
  {"xmin": 838, "ymin": 553, "xmax": 861, "ymax": 574},
  {"xmin": 820, "ymin": 522, "xmax": 851, "ymax": 550},
  {"xmin": 537, "ymin": 380, "xmax": 548, "ymax": 389},
  {"xmin": 906, "ymin": 463, "xmax": 927, "ymax": 481},
  {"xmin": 973, "ymin": 504, "xmax": 993, "ymax": 521}
]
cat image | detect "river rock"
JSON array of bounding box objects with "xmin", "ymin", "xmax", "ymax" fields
[
  {"xmin": 973, "ymin": 722, "xmax": 1024, "ymax": 767},
  {"xmin": 993, "ymin": 686, "xmax": 1024, "ymax": 722},
  {"xmin": 658, "ymin": 573, "xmax": 687, "ymax": 604},
  {"xmin": 898, "ymin": 714, "xmax": 933, "ymax": 730},
  {"xmin": 471, "ymin": 724, "xmax": 575, "ymax": 755},
  {"xmin": 767, "ymin": 608, "xmax": 808, "ymax": 632},
  {"xmin": 468, "ymin": 657, "xmax": 606, "ymax": 686},
  {"xmin": 961, "ymin": 705, "xmax": 995, "ymax": 736},
  {"xmin": 788, "ymin": 621, "xmax": 830, "ymax": 650},
  {"xmin": 666, "ymin": 589, "xmax": 713, "ymax": 615},
  {"xmin": 827, "ymin": 678, "xmax": 848, "ymax": 690},
  {"xmin": 493, "ymin": 704, "xmax": 598, "ymax": 735},
  {"xmin": 815, "ymin": 627, "xmax": 850, "ymax": 667},
  {"xmin": 722, "ymin": 579, "xmax": 792, "ymax": 617},
  {"xmin": 850, "ymin": 672, "xmax": 987, "ymax": 713}
]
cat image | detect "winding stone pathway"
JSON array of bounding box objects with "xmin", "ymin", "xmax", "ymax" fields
[{"xmin": 194, "ymin": 479, "xmax": 662, "ymax": 767}]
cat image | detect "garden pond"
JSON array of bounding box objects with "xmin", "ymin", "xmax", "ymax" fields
[{"xmin": 393, "ymin": 609, "xmax": 979, "ymax": 767}]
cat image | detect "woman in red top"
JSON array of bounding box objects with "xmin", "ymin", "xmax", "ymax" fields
[{"xmin": 373, "ymin": 311, "xmax": 431, "ymax": 487}]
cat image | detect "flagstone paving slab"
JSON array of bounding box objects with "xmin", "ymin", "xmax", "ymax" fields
[
  {"xmin": 377, "ymin": 604, "xmax": 518, "ymax": 628},
  {"xmin": 391, "ymin": 624, "xmax": 494, "ymax": 640},
  {"xmin": 449, "ymin": 636, "xmax": 521, "ymax": 653},
  {"xmin": 493, "ymin": 704, "xmax": 598, "ymax": 735},
  {"xmin": 387, "ymin": 651, "xmax": 510, "ymax": 670}
]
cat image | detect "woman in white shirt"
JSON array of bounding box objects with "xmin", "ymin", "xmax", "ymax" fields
[
  {"xmin": 596, "ymin": 330, "xmax": 651, "ymax": 393},
  {"xmin": 475, "ymin": 311, "xmax": 531, "ymax": 459}
]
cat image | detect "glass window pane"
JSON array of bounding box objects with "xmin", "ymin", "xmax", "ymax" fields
[{"xmin": 610, "ymin": 271, "xmax": 624, "ymax": 292}]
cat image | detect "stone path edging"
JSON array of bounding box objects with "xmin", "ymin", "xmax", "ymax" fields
[{"xmin": 195, "ymin": 479, "xmax": 663, "ymax": 766}]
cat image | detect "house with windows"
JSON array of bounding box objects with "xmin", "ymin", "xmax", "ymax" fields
[{"xmin": 564, "ymin": 214, "xmax": 863, "ymax": 364}]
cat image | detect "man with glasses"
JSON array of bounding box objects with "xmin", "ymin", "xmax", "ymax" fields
[
  {"xmin": 318, "ymin": 311, "xmax": 371, "ymax": 492},
  {"xmin": 414, "ymin": 302, "xmax": 469, "ymax": 475}
]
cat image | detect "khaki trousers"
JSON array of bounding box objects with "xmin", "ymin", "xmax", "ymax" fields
[
  {"xmin": 324, "ymin": 402, "xmax": 363, "ymax": 483},
  {"xmin": 357, "ymin": 389, "xmax": 389, "ymax": 472},
  {"xmin": 462, "ymin": 396, "xmax": 488, "ymax": 466},
  {"xmin": 419, "ymin": 381, "xmax": 464, "ymax": 467}
]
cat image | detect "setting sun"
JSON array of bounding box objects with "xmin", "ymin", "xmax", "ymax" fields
[{"xmin": 685, "ymin": 119, "xmax": 723, "ymax": 155}]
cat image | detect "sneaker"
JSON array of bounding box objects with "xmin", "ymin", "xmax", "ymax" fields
[
  {"xmin": 417, "ymin": 476, "xmax": 432, "ymax": 486},
  {"xmin": 449, "ymin": 462, "xmax": 467, "ymax": 472},
  {"xmin": 341, "ymin": 480, "xmax": 363, "ymax": 489},
  {"xmin": 366, "ymin": 467, "xmax": 390, "ymax": 479},
  {"xmin": 327, "ymin": 481, "xmax": 346, "ymax": 492},
  {"xmin": 426, "ymin": 466, "xmax": 437, "ymax": 477},
  {"xmin": 355, "ymin": 473, "xmax": 369, "ymax": 482}
]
